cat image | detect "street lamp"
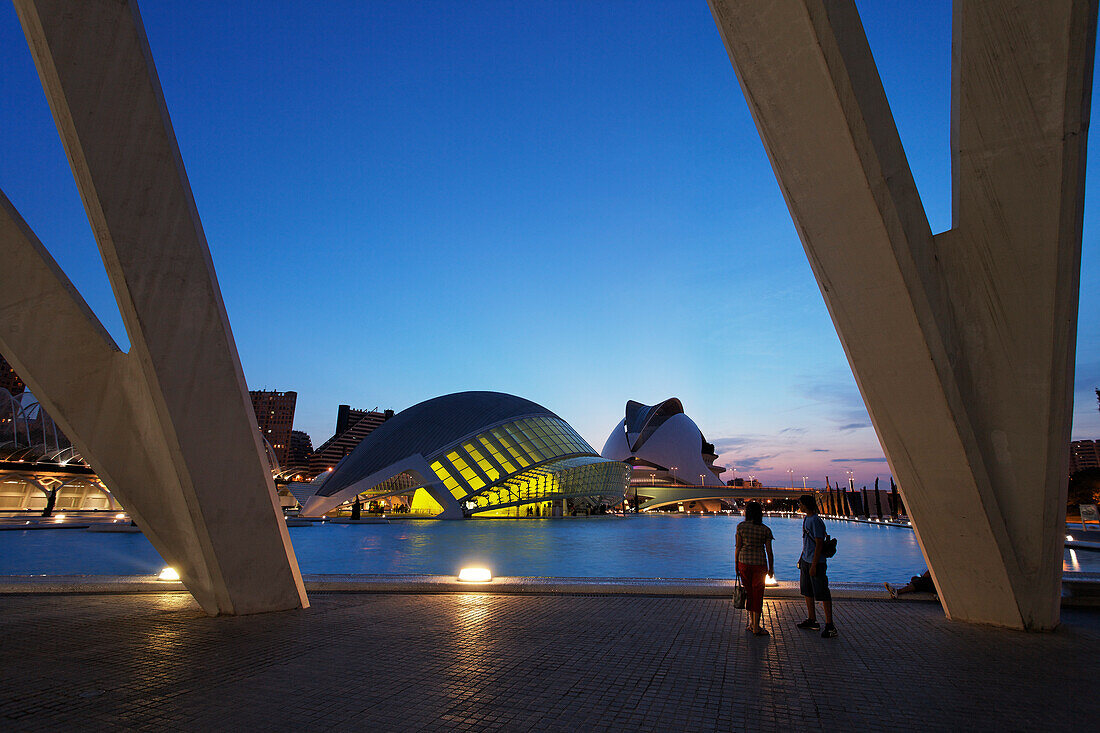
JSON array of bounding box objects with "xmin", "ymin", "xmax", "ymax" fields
[
  {"xmin": 787, "ymin": 468, "xmax": 794, "ymax": 489},
  {"xmin": 802, "ymin": 476, "xmax": 808, "ymax": 490}
]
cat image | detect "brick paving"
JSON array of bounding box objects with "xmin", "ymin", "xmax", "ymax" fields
[{"xmin": 0, "ymin": 592, "xmax": 1097, "ymax": 731}]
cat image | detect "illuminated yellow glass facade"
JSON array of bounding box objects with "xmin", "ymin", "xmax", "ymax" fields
[
  {"xmin": 304, "ymin": 392, "xmax": 633, "ymax": 519},
  {"xmin": 466, "ymin": 456, "xmax": 630, "ymax": 513},
  {"xmin": 426, "ymin": 415, "xmax": 626, "ymax": 513},
  {"xmin": 409, "ymin": 487, "xmax": 444, "ymax": 515}
]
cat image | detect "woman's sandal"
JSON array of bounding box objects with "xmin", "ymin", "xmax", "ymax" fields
[{"xmin": 753, "ymin": 627, "xmax": 770, "ymax": 636}]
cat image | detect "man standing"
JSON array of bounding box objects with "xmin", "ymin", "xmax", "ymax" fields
[{"xmin": 796, "ymin": 494, "xmax": 837, "ymax": 638}]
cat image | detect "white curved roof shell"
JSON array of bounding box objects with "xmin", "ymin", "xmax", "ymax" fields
[{"xmin": 602, "ymin": 412, "xmax": 724, "ymax": 487}]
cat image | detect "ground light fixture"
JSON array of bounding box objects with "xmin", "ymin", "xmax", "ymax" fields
[
  {"xmin": 458, "ymin": 567, "xmax": 492, "ymax": 583},
  {"xmin": 158, "ymin": 567, "xmax": 180, "ymax": 581}
]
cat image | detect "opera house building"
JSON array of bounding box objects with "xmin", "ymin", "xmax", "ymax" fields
[
  {"xmin": 602, "ymin": 398, "xmax": 725, "ymax": 492},
  {"xmin": 294, "ymin": 391, "xmax": 629, "ymax": 518}
]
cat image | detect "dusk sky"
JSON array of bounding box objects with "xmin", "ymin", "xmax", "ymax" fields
[{"xmin": 1, "ymin": 1, "xmax": 1096, "ymax": 489}]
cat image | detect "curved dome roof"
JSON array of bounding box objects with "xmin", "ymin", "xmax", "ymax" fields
[
  {"xmin": 625, "ymin": 398, "xmax": 684, "ymax": 452},
  {"xmin": 601, "ymin": 398, "xmax": 724, "ymax": 487},
  {"xmin": 317, "ymin": 391, "xmax": 560, "ymax": 498}
]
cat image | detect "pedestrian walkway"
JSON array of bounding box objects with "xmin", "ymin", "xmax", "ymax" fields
[{"xmin": 1, "ymin": 592, "xmax": 1097, "ymax": 731}]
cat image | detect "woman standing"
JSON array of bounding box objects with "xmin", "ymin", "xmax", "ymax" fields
[{"xmin": 735, "ymin": 501, "xmax": 775, "ymax": 635}]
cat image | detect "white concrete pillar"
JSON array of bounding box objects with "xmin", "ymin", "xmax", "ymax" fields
[
  {"xmin": 0, "ymin": 0, "xmax": 307, "ymax": 615},
  {"xmin": 708, "ymin": 0, "xmax": 1094, "ymax": 628}
]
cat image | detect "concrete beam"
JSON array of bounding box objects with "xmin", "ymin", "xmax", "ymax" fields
[
  {"xmin": 0, "ymin": 0, "xmax": 307, "ymax": 615},
  {"xmin": 708, "ymin": 0, "xmax": 1094, "ymax": 628}
]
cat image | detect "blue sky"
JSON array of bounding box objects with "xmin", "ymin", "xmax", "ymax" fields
[{"xmin": 0, "ymin": 1, "xmax": 1096, "ymax": 489}]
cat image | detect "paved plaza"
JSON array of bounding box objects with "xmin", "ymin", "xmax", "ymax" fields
[{"xmin": 1, "ymin": 592, "xmax": 1098, "ymax": 731}]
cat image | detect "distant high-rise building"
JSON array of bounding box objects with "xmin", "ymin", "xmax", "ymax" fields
[
  {"xmin": 286, "ymin": 429, "xmax": 314, "ymax": 471},
  {"xmin": 0, "ymin": 354, "xmax": 25, "ymax": 395},
  {"xmin": 249, "ymin": 390, "xmax": 297, "ymax": 466},
  {"xmin": 309, "ymin": 405, "xmax": 393, "ymax": 476},
  {"xmin": 1070, "ymin": 440, "xmax": 1100, "ymax": 475}
]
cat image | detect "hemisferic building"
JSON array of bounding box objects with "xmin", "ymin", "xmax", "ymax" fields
[{"xmin": 294, "ymin": 391, "xmax": 629, "ymax": 518}]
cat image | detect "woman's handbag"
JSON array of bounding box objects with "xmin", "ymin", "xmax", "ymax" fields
[{"xmin": 733, "ymin": 574, "xmax": 746, "ymax": 609}]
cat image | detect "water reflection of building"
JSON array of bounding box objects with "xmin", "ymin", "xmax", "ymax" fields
[{"xmin": 294, "ymin": 391, "xmax": 629, "ymax": 518}]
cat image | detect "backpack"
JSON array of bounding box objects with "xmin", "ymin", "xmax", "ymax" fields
[{"xmin": 804, "ymin": 518, "xmax": 838, "ymax": 558}]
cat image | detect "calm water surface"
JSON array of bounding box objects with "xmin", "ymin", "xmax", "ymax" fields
[{"xmin": 1, "ymin": 514, "xmax": 1096, "ymax": 581}]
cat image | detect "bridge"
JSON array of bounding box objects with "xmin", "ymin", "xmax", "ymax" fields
[{"xmin": 632, "ymin": 484, "xmax": 807, "ymax": 511}]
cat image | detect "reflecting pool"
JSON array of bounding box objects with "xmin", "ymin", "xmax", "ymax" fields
[{"xmin": 1, "ymin": 514, "xmax": 1096, "ymax": 582}]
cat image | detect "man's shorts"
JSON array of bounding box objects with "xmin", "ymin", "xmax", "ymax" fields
[{"xmin": 798, "ymin": 558, "xmax": 831, "ymax": 601}]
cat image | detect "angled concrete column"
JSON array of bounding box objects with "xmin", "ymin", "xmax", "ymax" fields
[
  {"xmin": 0, "ymin": 0, "xmax": 307, "ymax": 615},
  {"xmin": 708, "ymin": 0, "xmax": 1095, "ymax": 628}
]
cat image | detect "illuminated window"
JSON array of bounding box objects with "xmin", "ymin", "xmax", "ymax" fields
[
  {"xmin": 465, "ymin": 444, "xmax": 500, "ymax": 481},
  {"xmin": 448, "ymin": 451, "xmax": 485, "ymax": 492},
  {"xmin": 432, "ymin": 459, "xmax": 466, "ymax": 499},
  {"xmin": 426, "ymin": 421, "xmax": 622, "ymax": 515},
  {"xmin": 494, "ymin": 426, "xmax": 531, "ymax": 467},
  {"xmin": 479, "ymin": 435, "xmax": 516, "ymax": 473},
  {"xmin": 505, "ymin": 425, "xmax": 542, "ymax": 461}
]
